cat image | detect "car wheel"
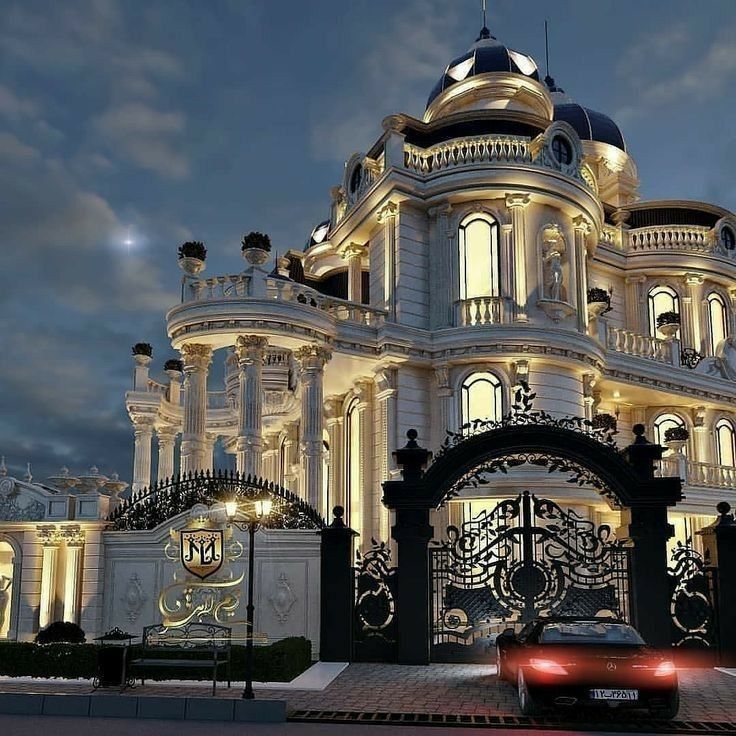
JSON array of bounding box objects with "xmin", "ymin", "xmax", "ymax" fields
[
  {"xmin": 496, "ymin": 647, "xmax": 507, "ymax": 681},
  {"xmin": 517, "ymin": 667, "xmax": 540, "ymax": 716},
  {"xmin": 650, "ymin": 690, "xmax": 680, "ymax": 720}
]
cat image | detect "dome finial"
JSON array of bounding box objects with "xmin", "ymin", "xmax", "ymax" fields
[{"xmin": 477, "ymin": 0, "xmax": 491, "ymax": 40}]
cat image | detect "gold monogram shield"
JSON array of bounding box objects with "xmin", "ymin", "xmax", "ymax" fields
[{"xmin": 180, "ymin": 528, "xmax": 224, "ymax": 580}]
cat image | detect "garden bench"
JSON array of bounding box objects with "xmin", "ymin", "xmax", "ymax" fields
[{"xmin": 130, "ymin": 622, "xmax": 231, "ymax": 696}]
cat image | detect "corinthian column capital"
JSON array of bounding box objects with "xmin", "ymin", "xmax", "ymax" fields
[
  {"xmin": 572, "ymin": 215, "xmax": 593, "ymax": 235},
  {"xmin": 235, "ymin": 335, "xmax": 268, "ymax": 365},
  {"xmin": 342, "ymin": 241, "xmax": 368, "ymax": 261},
  {"xmin": 376, "ymin": 201, "xmax": 398, "ymax": 223},
  {"xmin": 294, "ymin": 344, "xmax": 332, "ymax": 372},
  {"xmin": 505, "ymin": 193, "xmax": 531, "ymax": 209},
  {"xmin": 181, "ymin": 343, "xmax": 213, "ymax": 372}
]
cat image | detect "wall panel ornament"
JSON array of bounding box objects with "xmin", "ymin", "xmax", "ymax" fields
[{"xmin": 0, "ymin": 480, "xmax": 45, "ymax": 521}]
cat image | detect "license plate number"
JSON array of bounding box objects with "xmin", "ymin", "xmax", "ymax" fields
[{"xmin": 590, "ymin": 689, "xmax": 638, "ymax": 701}]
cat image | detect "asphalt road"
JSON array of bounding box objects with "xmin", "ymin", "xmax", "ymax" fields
[{"xmin": 0, "ymin": 715, "xmax": 672, "ymax": 736}]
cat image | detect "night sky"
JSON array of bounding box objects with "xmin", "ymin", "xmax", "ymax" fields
[{"xmin": 2, "ymin": 0, "xmax": 736, "ymax": 484}]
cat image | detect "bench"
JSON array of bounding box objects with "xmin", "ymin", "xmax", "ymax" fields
[{"xmin": 130, "ymin": 623, "xmax": 231, "ymax": 696}]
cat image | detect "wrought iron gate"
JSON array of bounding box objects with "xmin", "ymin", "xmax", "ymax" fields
[{"xmin": 431, "ymin": 492, "xmax": 631, "ymax": 662}]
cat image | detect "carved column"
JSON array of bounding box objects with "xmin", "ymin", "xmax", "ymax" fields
[
  {"xmin": 295, "ymin": 345, "xmax": 332, "ymax": 509},
  {"xmin": 203, "ymin": 432, "xmax": 217, "ymax": 472},
  {"xmin": 282, "ymin": 422, "xmax": 300, "ymax": 491},
  {"xmin": 377, "ymin": 202, "xmax": 398, "ymax": 320},
  {"xmin": 429, "ymin": 204, "xmax": 453, "ymax": 327},
  {"xmin": 325, "ymin": 398, "xmax": 345, "ymax": 510},
  {"xmin": 262, "ymin": 432, "xmax": 280, "ymax": 483},
  {"xmin": 37, "ymin": 526, "xmax": 59, "ymax": 629},
  {"xmin": 62, "ymin": 527, "xmax": 84, "ymax": 625},
  {"xmin": 375, "ymin": 368, "xmax": 397, "ymax": 542},
  {"xmin": 684, "ymin": 273, "xmax": 705, "ymax": 352},
  {"xmin": 433, "ymin": 363, "xmax": 453, "ymax": 536},
  {"xmin": 343, "ymin": 243, "xmax": 367, "ymax": 303},
  {"xmin": 156, "ymin": 426, "xmax": 177, "ymax": 483},
  {"xmin": 180, "ymin": 343, "xmax": 213, "ymax": 474},
  {"xmin": 506, "ymin": 194, "xmax": 531, "ymax": 322},
  {"xmin": 500, "ymin": 223, "xmax": 513, "ymax": 323},
  {"xmin": 573, "ymin": 216, "xmax": 592, "ymax": 333},
  {"xmin": 729, "ymin": 287, "xmax": 736, "ymax": 336},
  {"xmin": 235, "ymin": 335, "xmax": 268, "ymax": 477},
  {"xmin": 692, "ymin": 406, "xmax": 712, "ymax": 465},
  {"xmin": 132, "ymin": 417, "xmax": 154, "ymax": 492},
  {"xmin": 353, "ymin": 379, "xmax": 374, "ymax": 542},
  {"xmin": 625, "ymin": 275, "xmax": 647, "ymax": 334}
]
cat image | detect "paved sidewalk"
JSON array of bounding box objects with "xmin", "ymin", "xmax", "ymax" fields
[{"xmin": 0, "ymin": 664, "xmax": 734, "ymax": 722}]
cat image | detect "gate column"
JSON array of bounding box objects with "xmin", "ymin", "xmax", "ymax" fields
[
  {"xmin": 699, "ymin": 502, "xmax": 736, "ymax": 665},
  {"xmin": 384, "ymin": 430, "xmax": 433, "ymax": 665},
  {"xmin": 619, "ymin": 425, "xmax": 682, "ymax": 648}
]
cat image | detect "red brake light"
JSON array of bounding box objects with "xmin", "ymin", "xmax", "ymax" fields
[
  {"xmin": 654, "ymin": 660, "xmax": 676, "ymax": 677},
  {"xmin": 529, "ymin": 657, "xmax": 569, "ymax": 676}
]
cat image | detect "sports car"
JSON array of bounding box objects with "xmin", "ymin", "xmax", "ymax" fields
[{"xmin": 496, "ymin": 617, "xmax": 679, "ymax": 718}]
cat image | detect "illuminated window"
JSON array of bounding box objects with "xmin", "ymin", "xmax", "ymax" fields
[
  {"xmin": 716, "ymin": 419, "xmax": 736, "ymax": 467},
  {"xmin": 653, "ymin": 413, "xmax": 687, "ymax": 455},
  {"xmin": 647, "ymin": 285, "xmax": 680, "ymax": 338},
  {"xmin": 349, "ymin": 164, "xmax": 362, "ymax": 194},
  {"xmin": 459, "ymin": 214, "xmax": 500, "ymax": 300},
  {"xmin": 551, "ymin": 136, "xmax": 573, "ymax": 166},
  {"xmin": 345, "ymin": 398, "xmax": 361, "ymax": 525},
  {"xmin": 707, "ymin": 292, "xmax": 728, "ymax": 355},
  {"xmin": 461, "ymin": 371, "xmax": 503, "ymax": 429},
  {"xmin": 722, "ymin": 227, "xmax": 735, "ymax": 251}
]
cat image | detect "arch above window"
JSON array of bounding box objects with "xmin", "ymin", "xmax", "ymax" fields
[
  {"xmin": 647, "ymin": 285, "xmax": 680, "ymax": 338},
  {"xmin": 460, "ymin": 371, "xmax": 504, "ymax": 430},
  {"xmin": 458, "ymin": 213, "xmax": 500, "ymax": 301},
  {"xmin": 716, "ymin": 418, "xmax": 736, "ymax": 468},
  {"xmin": 652, "ymin": 412, "xmax": 687, "ymax": 455},
  {"xmin": 707, "ymin": 292, "xmax": 728, "ymax": 355}
]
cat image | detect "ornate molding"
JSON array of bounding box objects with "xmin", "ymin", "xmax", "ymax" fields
[
  {"xmin": 572, "ymin": 215, "xmax": 593, "ymax": 235},
  {"xmin": 235, "ymin": 335, "xmax": 268, "ymax": 365},
  {"xmin": 122, "ymin": 572, "xmax": 147, "ymax": 623},
  {"xmin": 294, "ymin": 344, "xmax": 332, "ymax": 372},
  {"xmin": 181, "ymin": 343, "xmax": 213, "ymax": 371},
  {"xmin": 505, "ymin": 193, "xmax": 531, "ymax": 209},
  {"xmin": 376, "ymin": 201, "xmax": 398, "ymax": 223},
  {"xmin": 342, "ymin": 241, "xmax": 368, "ymax": 261},
  {"xmin": 268, "ymin": 572, "xmax": 297, "ymax": 624},
  {"xmin": 60, "ymin": 525, "xmax": 85, "ymax": 546}
]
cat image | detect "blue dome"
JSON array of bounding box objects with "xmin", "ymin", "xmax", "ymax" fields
[
  {"xmin": 304, "ymin": 219, "xmax": 331, "ymax": 251},
  {"xmin": 427, "ymin": 31, "xmax": 540, "ymax": 109},
  {"xmin": 553, "ymin": 102, "xmax": 626, "ymax": 152}
]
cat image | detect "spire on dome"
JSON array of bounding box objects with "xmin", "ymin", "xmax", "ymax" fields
[{"xmin": 476, "ymin": 0, "xmax": 494, "ymax": 41}]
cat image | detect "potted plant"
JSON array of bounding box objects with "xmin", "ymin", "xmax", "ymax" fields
[
  {"xmin": 587, "ymin": 287, "xmax": 611, "ymax": 318},
  {"xmin": 131, "ymin": 343, "xmax": 153, "ymax": 357},
  {"xmin": 664, "ymin": 425, "xmax": 689, "ymax": 453},
  {"xmin": 656, "ymin": 311, "xmax": 680, "ymax": 338},
  {"xmin": 241, "ymin": 231, "xmax": 272, "ymax": 265},
  {"xmin": 591, "ymin": 412, "xmax": 617, "ymax": 432},
  {"xmin": 164, "ymin": 358, "xmax": 183, "ymax": 374},
  {"xmin": 178, "ymin": 241, "xmax": 207, "ymax": 276}
]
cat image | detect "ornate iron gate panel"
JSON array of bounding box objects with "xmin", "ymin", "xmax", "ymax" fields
[
  {"xmin": 353, "ymin": 540, "xmax": 398, "ymax": 662},
  {"xmin": 668, "ymin": 540, "xmax": 717, "ymax": 650},
  {"xmin": 431, "ymin": 492, "xmax": 631, "ymax": 662}
]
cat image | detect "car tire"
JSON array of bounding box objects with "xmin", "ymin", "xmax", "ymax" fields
[
  {"xmin": 496, "ymin": 646, "xmax": 507, "ymax": 681},
  {"xmin": 650, "ymin": 690, "xmax": 680, "ymax": 720},
  {"xmin": 517, "ymin": 667, "xmax": 540, "ymax": 716}
]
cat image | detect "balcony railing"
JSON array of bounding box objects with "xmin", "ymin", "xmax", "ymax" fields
[
  {"xmin": 455, "ymin": 297, "xmax": 505, "ymax": 326},
  {"xmin": 628, "ymin": 226, "xmax": 712, "ymax": 253},
  {"xmin": 185, "ymin": 275, "xmax": 251, "ymax": 302},
  {"xmin": 404, "ymin": 135, "xmax": 532, "ymax": 174},
  {"xmin": 605, "ymin": 326, "xmax": 673, "ymax": 363},
  {"xmin": 659, "ymin": 456, "xmax": 736, "ymax": 489}
]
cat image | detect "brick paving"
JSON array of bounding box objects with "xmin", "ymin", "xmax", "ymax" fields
[{"xmin": 0, "ymin": 664, "xmax": 735, "ymax": 722}]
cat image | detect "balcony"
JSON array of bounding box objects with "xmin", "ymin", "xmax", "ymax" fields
[
  {"xmin": 659, "ymin": 456, "xmax": 736, "ymax": 490},
  {"xmin": 628, "ymin": 225, "xmax": 713, "ymax": 254},
  {"xmin": 404, "ymin": 135, "xmax": 532, "ymax": 174},
  {"xmin": 454, "ymin": 297, "xmax": 507, "ymax": 326},
  {"xmin": 604, "ymin": 325, "xmax": 673, "ymax": 364}
]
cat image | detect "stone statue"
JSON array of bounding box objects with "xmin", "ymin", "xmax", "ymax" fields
[
  {"xmin": 0, "ymin": 575, "xmax": 11, "ymax": 633},
  {"xmin": 547, "ymin": 250, "xmax": 565, "ymax": 302}
]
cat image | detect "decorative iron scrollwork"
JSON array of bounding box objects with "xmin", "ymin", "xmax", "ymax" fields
[
  {"xmin": 668, "ymin": 539, "xmax": 716, "ymax": 649},
  {"xmin": 107, "ymin": 470, "xmax": 325, "ymax": 531},
  {"xmin": 431, "ymin": 493, "xmax": 630, "ymax": 660},
  {"xmin": 354, "ymin": 539, "xmax": 398, "ymax": 662}
]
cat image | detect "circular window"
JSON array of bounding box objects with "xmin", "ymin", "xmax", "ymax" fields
[
  {"xmin": 349, "ymin": 164, "xmax": 363, "ymax": 194},
  {"xmin": 551, "ymin": 136, "xmax": 573, "ymax": 166},
  {"xmin": 722, "ymin": 227, "xmax": 735, "ymax": 250}
]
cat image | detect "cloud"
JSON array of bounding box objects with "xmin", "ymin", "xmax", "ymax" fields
[
  {"xmin": 309, "ymin": 0, "xmax": 462, "ymax": 161},
  {"xmin": 93, "ymin": 102, "xmax": 189, "ymax": 178},
  {"xmin": 0, "ymin": 85, "xmax": 38, "ymax": 121}
]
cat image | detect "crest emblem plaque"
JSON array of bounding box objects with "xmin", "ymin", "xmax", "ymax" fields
[{"xmin": 180, "ymin": 528, "xmax": 224, "ymax": 580}]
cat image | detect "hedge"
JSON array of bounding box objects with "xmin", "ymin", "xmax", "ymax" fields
[{"xmin": 0, "ymin": 636, "xmax": 311, "ymax": 682}]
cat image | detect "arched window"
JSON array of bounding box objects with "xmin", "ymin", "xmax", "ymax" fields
[
  {"xmin": 461, "ymin": 371, "xmax": 503, "ymax": 429},
  {"xmin": 653, "ymin": 413, "xmax": 687, "ymax": 455},
  {"xmin": 344, "ymin": 398, "xmax": 360, "ymax": 526},
  {"xmin": 716, "ymin": 419, "xmax": 736, "ymax": 467},
  {"xmin": 648, "ymin": 285, "xmax": 680, "ymax": 338},
  {"xmin": 707, "ymin": 292, "xmax": 728, "ymax": 355},
  {"xmin": 459, "ymin": 214, "xmax": 500, "ymax": 300}
]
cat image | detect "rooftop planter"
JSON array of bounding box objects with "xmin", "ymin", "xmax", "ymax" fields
[
  {"xmin": 178, "ymin": 241, "xmax": 207, "ymax": 276},
  {"xmin": 664, "ymin": 426, "xmax": 689, "ymax": 443},
  {"xmin": 656, "ymin": 311, "xmax": 681, "ymax": 339},
  {"xmin": 132, "ymin": 343, "xmax": 153, "ymax": 357},
  {"xmin": 164, "ymin": 358, "xmax": 184, "ymax": 373},
  {"xmin": 587, "ymin": 287, "xmax": 611, "ymax": 318},
  {"xmin": 242, "ymin": 231, "xmax": 271, "ymax": 265}
]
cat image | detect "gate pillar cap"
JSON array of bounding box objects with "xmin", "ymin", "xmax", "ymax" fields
[
  {"xmin": 318, "ymin": 506, "xmax": 358, "ymax": 537},
  {"xmin": 623, "ymin": 425, "xmax": 663, "ymax": 479},
  {"xmin": 393, "ymin": 430, "xmax": 432, "ymax": 482}
]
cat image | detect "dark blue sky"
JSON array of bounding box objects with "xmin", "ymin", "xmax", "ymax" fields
[{"xmin": 2, "ymin": 0, "xmax": 736, "ymax": 482}]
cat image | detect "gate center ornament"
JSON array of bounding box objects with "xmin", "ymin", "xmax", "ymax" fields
[{"xmin": 159, "ymin": 504, "xmax": 244, "ymax": 627}]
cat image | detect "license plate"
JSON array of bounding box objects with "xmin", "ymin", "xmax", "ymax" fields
[{"xmin": 590, "ymin": 689, "xmax": 638, "ymax": 701}]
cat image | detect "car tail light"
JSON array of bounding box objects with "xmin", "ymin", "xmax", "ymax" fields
[
  {"xmin": 654, "ymin": 660, "xmax": 676, "ymax": 677},
  {"xmin": 529, "ymin": 658, "xmax": 569, "ymax": 676}
]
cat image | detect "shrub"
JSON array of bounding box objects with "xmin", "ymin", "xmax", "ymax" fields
[
  {"xmin": 656, "ymin": 311, "xmax": 680, "ymax": 327},
  {"xmin": 241, "ymin": 231, "xmax": 272, "ymax": 252},
  {"xmin": 164, "ymin": 358, "xmax": 183, "ymax": 373},
  {"xmin": 35, "ymin": 621, "xmax": 86, "ymax": 644},
  {"xmin": 591, "ymin": 413, "xmax": 617, "ymax": 431},
  {"xmin": 664, "ymin": 426, "xmax": 689, "ymax": 442},
  {"xmin": 178, "ymin": 241, "xmax": 207, "ymax": 261},
  {"xmin": 587, "ymin": 287, "xmax": 610, "ymax": 304},
  {"xmin": 131, "ymin": 343, "xmax": 153, "ymax": 357}
]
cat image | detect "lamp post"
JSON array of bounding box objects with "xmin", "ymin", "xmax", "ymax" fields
[{"xmin": 225, "ymin": 489, "xmax": 272, "ymax": 699}]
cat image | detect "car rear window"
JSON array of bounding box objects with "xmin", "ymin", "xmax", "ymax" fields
[{"xmin": 539, "ymin": 622, "xmax": 645, "ymax": 645}]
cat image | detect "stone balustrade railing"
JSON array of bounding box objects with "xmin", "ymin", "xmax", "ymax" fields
[
  {"xmin": 605, "ymin": 325, "xmax": 673, "ymax": 363},
  {"xmin": 628, "ymin": 225, "xmax": 712, "ymax": 253},
  {"xmin": 659, "ymin": 455, "xmax": 736, "ymax": 489},
  {"xmin": 404, "ymin": 135, "xmax": 532, "ymax": 174},
  {"xmin": 600, "ymin": 224, "xmax": 621, "ymax": 249},
  {"xmin": 184, "ymin": 274, "xmax": 252, "ymax": 303},
  {"xmin": 146, "ymin": 379, "xmax": 169, "ymax": 397},
  {"xmin": 455, "ymin": 297, "xmax": 505, "ymax": 326}
]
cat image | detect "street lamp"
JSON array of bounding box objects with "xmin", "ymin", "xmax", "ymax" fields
[{"xmin": 225, "ymin": 489, "xmax": 272, "ymax": 699}]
